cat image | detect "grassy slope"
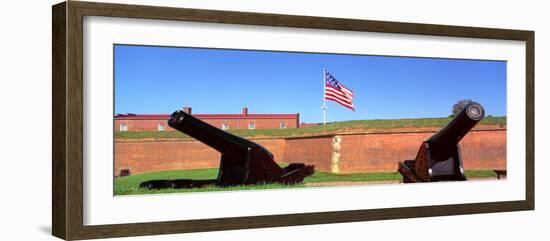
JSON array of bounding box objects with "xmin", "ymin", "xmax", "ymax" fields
[
  {"xmin": 115, "ymin": 168, "xmax": 498, "ymax": 195},
  {"xmin": 115, "ymin": 116, "xmax": 506, "ymax": 139}
]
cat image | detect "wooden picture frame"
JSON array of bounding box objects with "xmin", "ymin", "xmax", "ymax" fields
[{"xmin": 52, "ymin": 1, "xmax": 534, "ymax": 240}]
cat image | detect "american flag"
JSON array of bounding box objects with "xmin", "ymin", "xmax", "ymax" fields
[{"xmin": 324, "ymin": 70, "xmax": 355, "ymax": 111}]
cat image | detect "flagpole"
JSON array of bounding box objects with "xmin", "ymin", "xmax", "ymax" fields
[{"xmin": 322, "ymin": 68, "xmax": 327, "ymax": 125}]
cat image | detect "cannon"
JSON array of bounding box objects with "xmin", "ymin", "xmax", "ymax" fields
[
  {"xmin": 397, "ymin": 102, "xmax": 485, "ymax": 183},
  {"xmin": 140, "ymin": 110, "xmax": 315, "ymax": 189}
]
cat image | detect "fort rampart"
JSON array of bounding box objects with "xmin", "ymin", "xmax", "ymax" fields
[{"xmin": 114, "ymin": 128, "xmax": 506, "ymax": 176}]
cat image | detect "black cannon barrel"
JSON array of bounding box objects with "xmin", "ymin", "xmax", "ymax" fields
[
  {"xmin": 428, "ymin": 102, "xmax": 485, "ymax": 162},
  {"xmin": 168, "ymin": 110, "xmax": 269, "ymax": 156}
]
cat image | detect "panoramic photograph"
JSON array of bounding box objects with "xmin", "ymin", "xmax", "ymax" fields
[{"xmin": 113, "ymin": 44, "xmax": 507, "ymax": 195}]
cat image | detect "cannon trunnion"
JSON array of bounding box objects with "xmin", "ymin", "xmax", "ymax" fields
[
  {"xmin": 140, "ymin": 110, "xmax": 315, "ymax": 189},
  {"xmin": 398, "ymin": 102, "xmax": 485, "ymax": 183}
]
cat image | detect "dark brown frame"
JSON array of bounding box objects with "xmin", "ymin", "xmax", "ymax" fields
[{"xmin": 52, "ymin": 1, "xmax": 535, "ymax": 240}]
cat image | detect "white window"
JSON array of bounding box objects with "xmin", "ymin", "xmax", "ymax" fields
[
  {"xmin": 158, "ymin": 124, "xmax": 165, "ymax": 131},
  {"xmin": 221, "ymin": 123, "xmax": 229, "ymax": 130},
  {"xmin": 280, "ymin": 122, "xmax": 287, "ymax": 129},
  {"xmin": 119, "ymin": 123, "xmax": 128, "ymax": 132},
  {"xmin": 248, "ymin": 122, "xmax": 256, "ymax": 129}
]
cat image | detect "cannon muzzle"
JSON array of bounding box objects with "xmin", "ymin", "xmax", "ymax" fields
[{"xmin": 429, "ymin": 102, "xmax": 485, "ymax": 162}]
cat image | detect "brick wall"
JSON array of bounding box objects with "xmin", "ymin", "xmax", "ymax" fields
[
  {"xmin": 283, "ymin": 136, "xmax": 334, "ymax": 171},
  {"xmin": 115, "ymin": 138, "xmax": 286, "ymax": 175},
  {"xmin": 336, "ymin": 129, "xmax": 506, "ymax": 173},
  {"xmin": 114, "ymin": 118, "xmax": 298, "ymax": 132},
  {"xmin": 115, "ymin": 119, "xmax": 173, "ymax": 132},
  {"xmin": 459, "ymin": 130, "xmax": 507, "ymax": 170},
  {"xmin": 194, "ymin": 118, "xmax": 298, "ymax": 130},
  {"xmin": 114, "ymin": 129, "xmax": 506, "ymax": 176}
]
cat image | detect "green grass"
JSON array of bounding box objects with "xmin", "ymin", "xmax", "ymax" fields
[
  {"xmin": 306, "ymin": 171, "xmax": 403, "ymax": 183},
  {"xmin": 114, "ymin": 167, "xmax": 302, "ymax": 195},
  {"xmin": 114, "ymin": 168, "xmax": 498, "ymax": 195},
  {"xmin": 115, "ymin": 116, "xmax": 506, "ymax": 140},
  {"xmin": 115, "ymin": 182, "xmax": 296, "ymax": 195},
  {"xmin": 464, "ymin": 169, "xmax": 500, "ymax": 178}
]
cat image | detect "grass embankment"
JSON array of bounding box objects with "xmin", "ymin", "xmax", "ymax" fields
[
  {"xmin": 115, "ymin": 116, "xmax": 506, "ymax": 140},
  {"xmin": 114, "ymin": 168, "xmax": 498, "ymax": 195}
]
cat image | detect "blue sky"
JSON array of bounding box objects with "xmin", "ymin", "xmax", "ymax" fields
[{"xmin": 114, "ymin": 44, "xmax": 506, "ymax": 123}]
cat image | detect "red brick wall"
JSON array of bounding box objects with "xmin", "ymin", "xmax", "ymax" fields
[
  {"xmin": 115, "ymin": 119, "xmax": 174, "ymax": 132},
  {"xmin": 195, "ymin": 118, "xmax": 298, "ymax": 130},
  {"xmin": 283, "ymin": 136, "xmax": 333, "ymax": 171},
  {"xmin": 115, "ymin": 138, "xmax": 286, "ymax": 175},
  {"xmin": 114, "ymin": 129, "xmax": 506, "ymax": 176},
  {"xmin": 337, "ymin": 129, "xmax": 506, "ymax": 173},
  {"xmin": 460, "ymin": 130, "xmax": 507, "ymax": 170},
  {"xmin": 114, "ymin": 118, "xmax": 298, "ymax": 132},
  {"xmin": 338, "ymin": 132, "xmax": 427, "ymax": 172}
]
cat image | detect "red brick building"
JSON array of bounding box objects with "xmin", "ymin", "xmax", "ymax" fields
[{"xmin": 114, "ymin": 107, "xmax": 300, "ymax": 132}]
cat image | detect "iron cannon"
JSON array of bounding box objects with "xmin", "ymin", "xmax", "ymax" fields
[
  {"xmin": 140, "ymin": 110, "xmax": 315, "ymax": 189},
  {"xmin": 397, "ymin": 102, "xmax": 485, "ymax": 183}
]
